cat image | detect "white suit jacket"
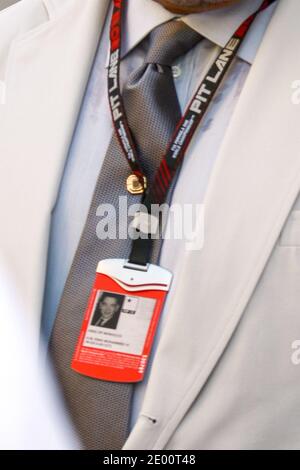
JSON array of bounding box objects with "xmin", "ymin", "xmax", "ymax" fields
[{"xmin": 1, "ymin": 0, "xmax": 300, "ymax": 450}]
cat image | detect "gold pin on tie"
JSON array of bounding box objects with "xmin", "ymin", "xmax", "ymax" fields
[{"xmin": 126, "ymin": 174, "xmax": 147, "ymax": 195}]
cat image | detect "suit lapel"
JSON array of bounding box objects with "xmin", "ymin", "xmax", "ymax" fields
[
  {"xmin": 124, "ymin": 0, "xmax": 300, "ymax": 449},
  {"xmin": 0, "ymin": 0, "xmax": 110, "ymax": 343}
]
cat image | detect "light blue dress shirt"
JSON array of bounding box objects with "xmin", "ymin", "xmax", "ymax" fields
[{"xmin": 41, "ymin": 0, "xmax": 276, "ymax": 433}]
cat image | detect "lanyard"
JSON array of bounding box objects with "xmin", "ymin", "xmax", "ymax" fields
[{"xmin": 108, "ymin": 0, "xmax": 276, "ymax": 266}]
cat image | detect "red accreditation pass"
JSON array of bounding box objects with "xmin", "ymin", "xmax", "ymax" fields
[{"xmin": 71, "ymin": 259, "xmax": 172, "ymax": 383}]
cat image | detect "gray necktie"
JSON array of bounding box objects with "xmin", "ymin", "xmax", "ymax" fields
[
  {"xmin": 0, "ymin": 0, "xmax": 20, "ymax": 11},
  {"xmin": 49, "ymin": 19, "xmax": 201, "ymax": 450}
]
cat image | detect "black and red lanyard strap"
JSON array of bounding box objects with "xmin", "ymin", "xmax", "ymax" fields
[{"xmin": 108, "ymin": 0, "xmax": 276, "ymax": 267}]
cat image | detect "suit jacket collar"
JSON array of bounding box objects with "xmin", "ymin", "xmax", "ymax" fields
[{"xmin": 0, "ymin": 0, "xmax": 111, "ymax": 342}]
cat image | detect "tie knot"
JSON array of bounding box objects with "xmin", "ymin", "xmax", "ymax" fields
[{"xmin": 145, "ymin": 20, "xmax": 202, "ymax": 67}]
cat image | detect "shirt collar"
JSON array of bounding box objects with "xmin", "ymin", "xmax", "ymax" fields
[{"xmin": 122, "ymin": 0, "xmax": 277, "ymax": 65}]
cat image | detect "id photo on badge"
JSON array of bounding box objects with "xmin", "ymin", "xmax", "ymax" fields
[
  {"xmin": 84, "ymin": 288, "xmax": 157, "ymax": 355},
  {"xmin": 90, "ymin": 292, "xmax": 125, "ymax": 330}
]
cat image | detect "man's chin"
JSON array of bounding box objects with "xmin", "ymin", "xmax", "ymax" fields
[{"xmin": 154, "ymin": 0, "xmax": 242, "ymax": 14}]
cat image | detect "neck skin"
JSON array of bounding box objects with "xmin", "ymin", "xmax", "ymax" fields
[{"xmin": 154, "ymin": 0, "xmax": 242, "ymax": 14}]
